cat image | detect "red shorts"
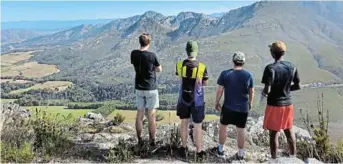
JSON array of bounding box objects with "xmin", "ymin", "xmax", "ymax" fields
[{"xmin": 263, "ymin": 105, "xmax": 294, "ymax": 131}]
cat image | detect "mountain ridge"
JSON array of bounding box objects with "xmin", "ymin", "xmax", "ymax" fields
[{"xmin": 2, "ymin": 1, "xmax": 343, "ymax": 85}]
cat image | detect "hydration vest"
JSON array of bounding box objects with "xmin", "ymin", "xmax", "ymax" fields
[{"xmin": 176, "ymin": 60, "xmax": 206, "ymax": 109}]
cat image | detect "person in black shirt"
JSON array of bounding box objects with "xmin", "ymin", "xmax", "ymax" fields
[
  {"xmin": 131, "ymin": 33, "xmax": 162, "ymax": 147},
  {"xmin": 261, "ymin": 41, "xmax": 301, "ymax": 159},
  {"xmin": 176, "ymin": 40, "xmax": 209, "ymax": 161}
]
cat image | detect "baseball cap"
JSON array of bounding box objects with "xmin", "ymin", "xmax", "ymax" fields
[
  {"xmin": 268, "ymin": 41, "xmax": 287, "ymax": 53},
  {"xmin": 186, "ymin": 40, "xmax": 198, "ymax": 57},
  {"xmin": 232, "ymin": 51, "xmax": 246, "ymax": 64}
]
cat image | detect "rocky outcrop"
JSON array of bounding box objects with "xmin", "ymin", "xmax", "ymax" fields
[
  {"xmin": 268, "ymin": 157, "xmax": 304, "ymax": 163},
  {"xmin": 67, "ymin": 115, "xmax": 314, "ymax": 163},
  {"xmin": 0, "ymin": 103, "xmax": 31, "ymax": 130},
  {"xmin": 84, "ymin": 112, "xmax": 104, "ymax": 121}
]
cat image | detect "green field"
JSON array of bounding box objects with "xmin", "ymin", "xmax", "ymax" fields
[
  {"xmin": 26, "ymin": 106, "xmax": 219, "ymax": 124},
  {"xmin": 108, "ymin": 110, "xmax": 219, "ymax": 124},
  {"xmin": 9, "ymin": 81, "xmax": 73, "ymax": 94},
  {"xmin": 0, "ymin": 99, "xmax": 17, "ymax": 103},
  {"xmin": 27, "ymin": 106, "xmax": 93, "ymax": 119}
]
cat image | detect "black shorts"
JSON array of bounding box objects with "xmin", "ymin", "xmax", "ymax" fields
[
  {"xmin": 177, "ymin": 103, "xmax": 205, "ymax": 124},
  {"xmin": 220, "ymin": 108, "xmax": 248, "ymax": 128}
]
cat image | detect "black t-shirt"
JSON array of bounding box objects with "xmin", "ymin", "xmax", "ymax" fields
[
  {"xmin": 175, "ymin": 59, "xmax": 209, "ymax": 102},
  {"xmin": 131, "ymin": 50, "xmax": 160, "ymax": 90},
  {"xmin": 261, "ymin": 61, "xmax": 300, "ymax": 106}
]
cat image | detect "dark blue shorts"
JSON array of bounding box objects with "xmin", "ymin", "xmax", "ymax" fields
[
  {"xmin": 220, "ymin": 108, "xmax": 248, "ymax": 128},
  {"xmin": 177, "ymin": 102, "xmax": 205, "ymax": 124}
]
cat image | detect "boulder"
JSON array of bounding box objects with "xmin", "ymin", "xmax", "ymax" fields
[
  {"xmin": 248, "ymin": 116, "xmax": 312, "ymax": 146},
  {"xmin": 84, "ymin": 112, "xmax": 104, "ymax": 121},
  {"xmin": 268, "ymin": 157, "xmax": 304, "ymax": 164},
  {"xmin": 305, "ymin": 158, "xmax": 323, "ymax": 164},
  {"xmin": 133, "ymin": 159, "xmax": 187, "ymax": 163},
  {"xmin": 0, "ymin": 103, "xmax": 32, "ymax": 129}
]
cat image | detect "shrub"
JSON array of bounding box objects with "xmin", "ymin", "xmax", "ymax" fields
[
  {"xmin": 169, "ymin": 124, "xmax": 181, "ymax": 150},
  {"xmin": 1, "ymin": 142, "xmax": 34, "ymax": 163},
  {"xmin": 112, "ymin": 113, "xmax": 126, "ymax": 126},
  {"xmin": 96, "ymin": 104, "xmax": 116, "ymax": 117},
  {"xmin": 1, "ymin": 108, "xmax": 77, "ymax": 162},
  {"xmin": 156, "ymin": 113, "xmax": 164, "ymax": 122},
  {"xmin": 298, "ymin": 93, "xmax": 343, "ymax": 163},
  {"xmin": 106, "ymin": 138, "xmax": 134, "ymax": 163},
  {"xmin": 31, "ymin": 109, "xmax": 76, "ymax": 157}
]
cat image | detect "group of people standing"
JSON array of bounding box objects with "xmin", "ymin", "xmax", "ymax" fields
[{"xmin": 130, "ymin": 33, "xmax": 301, "ymax": 161}]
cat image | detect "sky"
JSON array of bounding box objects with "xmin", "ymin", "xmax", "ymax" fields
[{"xmin": 1, "ymin": 1, "xmax": 255, "ymax": 22}]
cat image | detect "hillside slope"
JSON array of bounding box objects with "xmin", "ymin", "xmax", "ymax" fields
[{"xmin": 1, "ymin": 1, "xmax": 343, "ymax": 84}]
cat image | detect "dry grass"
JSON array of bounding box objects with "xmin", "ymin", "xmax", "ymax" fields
[
  {"xmin": 0, "ymin": 79, "xmax": 33, "ymax": 84},
  {"xmin": 9, "ymin": 81, "xmax": 73, "ymax": 94},
  {"xmin": 107, "ymin": 110, "xmax": 219, "ymax": 124},
  {"xmin": 1, "ymin": 62, "xmax": 60, "ymax": 78},
  {"xmin": 329, "ymin": 123, "xmax": 343, "ymax": 142},
  {"xmin": 1, "ymin": 51, "xmax": 34, "ymax": 67},
  {"xmin": 1, "ymin": 51, "xmax": 60, "ymax": 78}
]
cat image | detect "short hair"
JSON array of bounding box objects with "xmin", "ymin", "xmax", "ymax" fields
[
  {"xmin": 271, "ymin": 50, "xmax": 285, "ymax": 60},
  {"xmin": 233, "ymin": 61, "xmax": 244, "ymax": 66},
  {"xmin": 139, "ymin": 33, "xmax": 151, "ymax": 47}
]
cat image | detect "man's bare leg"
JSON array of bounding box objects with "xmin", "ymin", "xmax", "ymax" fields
[
  {"xmin": 180, "ymin": 119, "xmax": 189, "ymax": 148},
  {"xmin": 147, "ymin": 109, "xmax": 156, "ymax": 142},
  {"xmin": 237, "ymin": 127, "xmax": 245, "ymax": 149},
  {"xmin": 136, "ymin": 109, "xmax": 145, "ymax": 142},
  {"xmin": 284, "ymin": 128, "xmax": 296, "ymax": 156},
  {"xmin": 193, "ymin": 123, "xmax": 203, "ymax": 153},
  {"xmin": 219, "ymin": 123, "xmax": 227, "ymax": 145},
  {"xmin": 269, "ymin": 130, "xmax": 280, "ymax": 159}
]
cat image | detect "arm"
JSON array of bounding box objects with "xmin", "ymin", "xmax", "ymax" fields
[
  {"xmin": 202, "ymin": 67, "xmax": 209, "ymax": 86},
  {"xmin": 248, "ymin": 75, "xmax": 255, "ymax": 110},
  {"xmin": 202, "ymin": 80, "xmax": 209, "ymax": 86},
  {"xmin": 215, "ymin": 71, "xmax": 224, "ymax": 111},
  {"xmin": 262, "ymin": 85, "xmax": 270, "ymax": 96},
  {"xmin": 249, "ymin": 87, "xmax": 255, "ymax": 110},
  {"xmin": 130, "ymin": 51, "xmax": 135, "ymax": 66},
  {"xmin": 261, "ymin": 66, "xmax": 273, "ymax": 97},
  {"xmin": 290, "ymin": 68, "xmax": 301, "ymax": 91},
  {"xmin": 155, "ymin": 65, "xmax": 162, "ymax": 72},
  {"xmin": 153, "ymin": 53, "xmax": 162, "ymax": 72},
  {"xmin": 215, "ymin": 85, "xmax": 224, "ymax": 112}
]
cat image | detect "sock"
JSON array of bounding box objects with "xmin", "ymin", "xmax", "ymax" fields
[
  {"xmin": 218, "ymin": 144, "xmax": 223, "ymax": 152},
  {"xmin": 238, "ymin": 149, "xmax": 245, "ymax": 156}
]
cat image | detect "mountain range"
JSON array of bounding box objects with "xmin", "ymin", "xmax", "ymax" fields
[{"xmin": 2, "ymin": 1, "xmax": 343, "ymax": 85}]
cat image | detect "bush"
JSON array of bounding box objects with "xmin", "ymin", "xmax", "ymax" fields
[
  {"xmin": 96, "ymin": 104, "xmax": 116, "ymax": 117},
  {"xmin": 31, "ymin": 109, "xmax": 76, "ymax": 156},
  {"xmin": 1, "ymin": 108, "xmax": 77, "ymax": 162},
  {"xmin": 15, "ymin": 95, "xmax": 42, "ymax": 106},
  {"xmin": 106, "ymin": 138, "xmax": 134, "ymax": 163},
  {"xmin": 112, "ymin": 113, "xmax": 126, "ymax": 126},
  {"xmin": 1, "ymin": 142, "xmax": 34, "ymax": 163},
  {"xmin": 156, "ymin": 113, "xmax": 164, "ymax": 122},
  {"xmin": 298, "ymin": 93, "xmax": 343, "ymax": 163}
]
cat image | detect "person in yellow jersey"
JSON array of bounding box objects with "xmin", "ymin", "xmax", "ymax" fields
[{"xmin": 175, "ymin": 40, "xmax": 209, "ymax": 161}]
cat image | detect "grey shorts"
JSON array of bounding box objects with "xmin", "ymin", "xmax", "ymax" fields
[{"xmin": 135, "ymin": 89, "xmax": 159, "ymax": 110}]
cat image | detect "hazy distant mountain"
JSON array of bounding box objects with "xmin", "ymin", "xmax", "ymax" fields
[
  {"xmin": 2, "ymin": 1, "xmax": 343, "ymax": 84},
  {"xmin": 1, "ymin": 19, "xmax": 115, "ymax": 45},
  {"xmin": 1, "ymin": 29, "xmax": 47, "ymax": 44},
  {"xmin": 1, "ymin": 19, "xmax": 114, "ymax": 30},
  {"xmin": 210, "ymin": 12, "xmax": 226, "ymax": 17}
]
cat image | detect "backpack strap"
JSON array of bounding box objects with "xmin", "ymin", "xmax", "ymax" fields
[
  {"xmin": 177, "ymin": 60, "xmax": 206, "ymax": 79},
  {"xmin": 176, "ymin": 60, "xmax": 183, "ymax": 78},
  {"xmin": 196, "ymin": 62, "xmax": 206, "ymax": 79}
]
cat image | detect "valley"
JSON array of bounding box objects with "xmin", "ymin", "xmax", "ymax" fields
[{"xmin": 1, "ymin": 1, "xmax": 343, "ymax": 142}]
